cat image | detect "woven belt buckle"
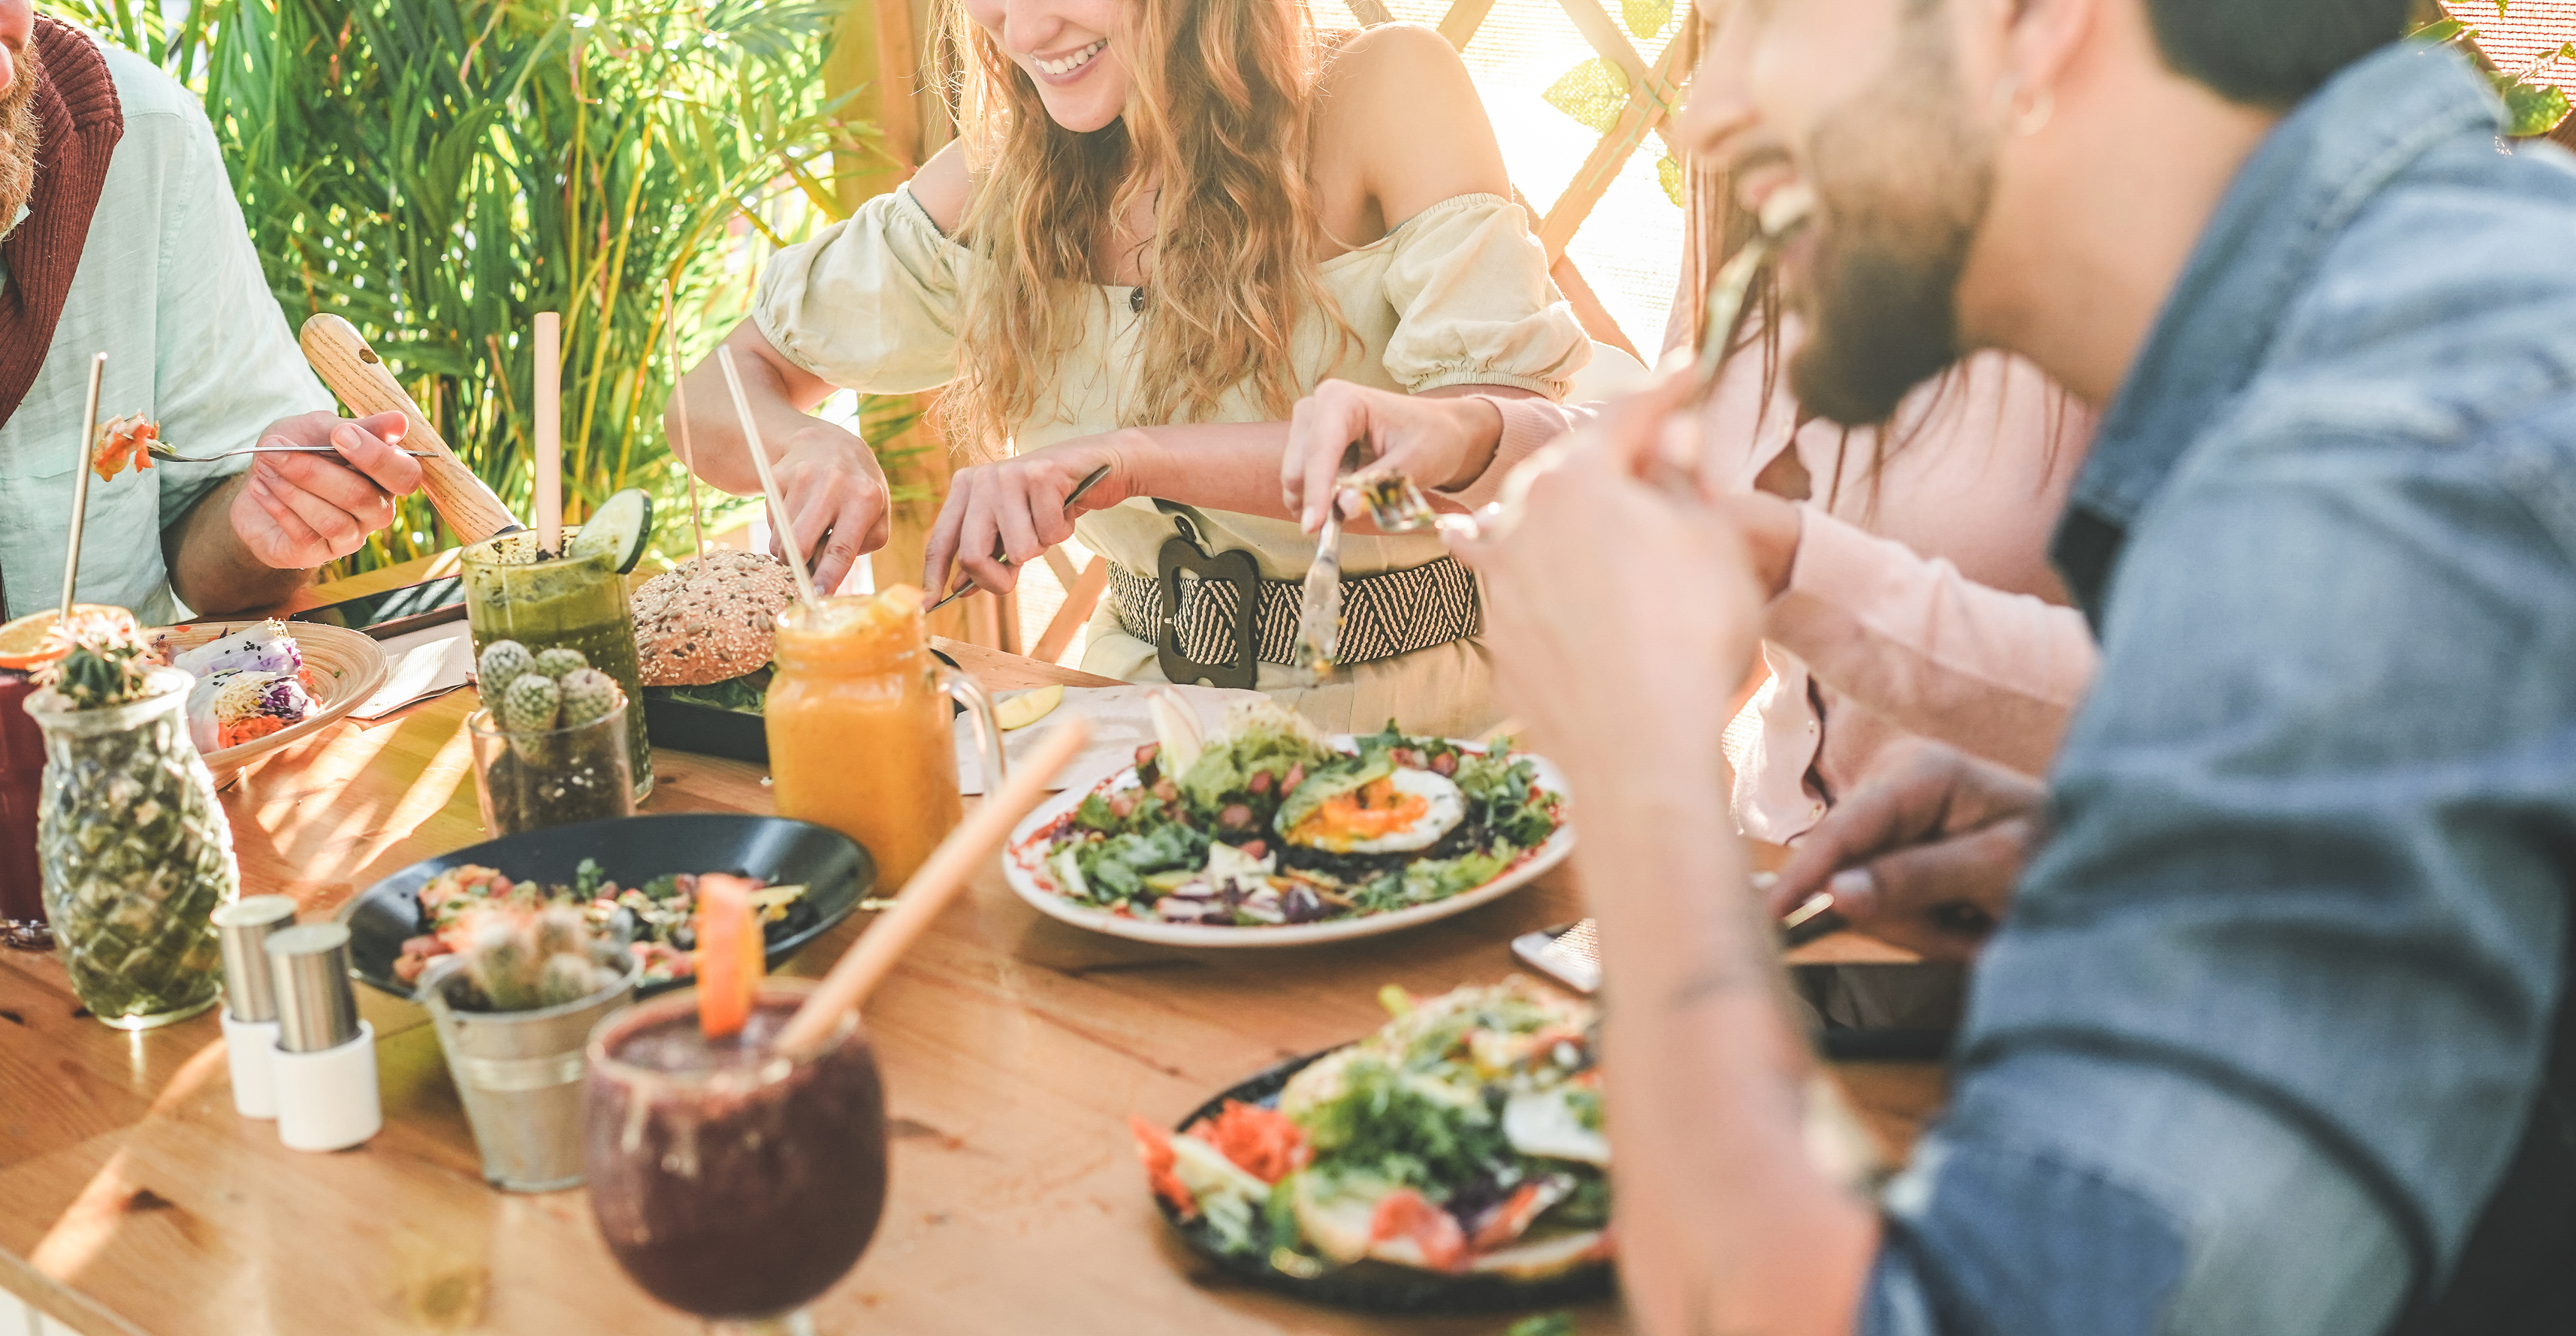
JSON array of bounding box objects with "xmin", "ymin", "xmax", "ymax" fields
[{"xmin": 1154, "ymin": 516, "xmax": 1261, "ymax": 691}]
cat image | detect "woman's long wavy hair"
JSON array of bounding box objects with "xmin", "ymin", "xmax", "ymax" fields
[{"xmin": 935, "ymin": 0, "xmax": 1354, "ymax": 458}]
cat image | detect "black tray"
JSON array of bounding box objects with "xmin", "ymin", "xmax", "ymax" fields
[
  {"xmin": 640, "ymin": 649, "xmax": 965, "ymax": 765},
  {"xmin": 1155, "ymin": 1049, "xmax": 1614, "ymax": 1315},
  {"xmin": 341, "ymin": 813, "xmax": 873, "ymax": 1000}
]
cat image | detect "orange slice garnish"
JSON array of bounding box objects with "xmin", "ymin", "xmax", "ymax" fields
[
  {"xmin": 0, "ymin": 605, "xmax": 138, "ymax": 671},
  {"xmin": 693, "ymin": 873, "xmax": 765, "ymax": 1039}
]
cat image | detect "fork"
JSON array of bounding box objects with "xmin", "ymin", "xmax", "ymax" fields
[
  {"xmin": 1362, "ymin": 184, "xmax": 1821, "ymax": 541},
  {"xmin": 146, "ymin": 441, "xmax": 437, "ymax": 463}
]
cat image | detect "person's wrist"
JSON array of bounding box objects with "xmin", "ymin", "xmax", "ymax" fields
[{"xmin": 1436, "ymin": 397, "xmax": 1506, "ymax": 493}]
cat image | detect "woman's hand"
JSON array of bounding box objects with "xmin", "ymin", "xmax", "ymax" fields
[
  {"xmin": 1765, "ymin": 740, "xmax": 2045, "ymax": 962},
  {"xmin": 1449, "ymin": 371, "xmax": 1764, "ymax": 784},
  {"xmin": 922, "ymin": 436, "xmax": 1129, "ymax": 599},
  {"xmin": 1282, "ymin": 379, "xmax": 1505, "ymax": 532},
  {"xmin": 770, "ymin": 421, "xmax": 891, "ymax": 595}
]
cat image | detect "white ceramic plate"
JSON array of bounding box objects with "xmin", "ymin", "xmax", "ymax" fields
[
  {"xmin": 151, "ymin": 620, "xmax": 388, "ymax": 782},
  {"xmin": 1002, "ymin": 739, "xmax": 1575, "ymax": 948}
]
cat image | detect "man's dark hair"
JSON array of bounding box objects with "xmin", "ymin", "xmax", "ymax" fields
[{"xmin": 2145, "ymin": 0, "xmax": 2419, "ymax": 106}]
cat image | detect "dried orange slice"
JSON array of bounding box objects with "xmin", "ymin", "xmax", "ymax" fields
[
  {"xmin": 0, "ymin": 605, "xmax": 137, "ymax": 671},
  {"xmin": 693, "ymin": 872, "xmax": 766, "ymax": 1040}
]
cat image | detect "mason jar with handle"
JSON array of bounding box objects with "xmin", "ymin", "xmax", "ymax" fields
[
  {"xmin": 764, "ymin": 590, "xmax": 1004, "ymax": 890},
  {"xmin": 29, "ymin": 665, "xmax": 237, "ymax": 1028}
]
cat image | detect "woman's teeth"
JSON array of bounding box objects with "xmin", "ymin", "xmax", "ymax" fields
[{"xmin": 1035, "ymin": 40, "xmax": 1105, "ymax": 77}]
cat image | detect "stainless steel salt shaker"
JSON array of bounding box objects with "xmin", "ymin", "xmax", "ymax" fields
[
  {"xmin": 212, "ymin": 895, "xmax": 298, "ymax": 1119},
  {"xmin": 264, "ymin": 923, "xmax": 380, "ymax": 1151}
]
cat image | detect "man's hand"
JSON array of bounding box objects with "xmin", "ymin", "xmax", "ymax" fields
[
  {"xmin": 228, "ymin": 410, "xmax": 422, "ymax": 568},
  {"xmin": 1767, "ymin": 740, "xmax": 2046, "ymax": 962},
  {"xmin": 769, "ymin": 420, "xmax": 889, "ymax": 595},
  {"xmin": 923, "ymin": 435, "xmax": 1127, "ymax": 600},
  {"xmin": 1283, "ymin": 379, "xmax": 1506, "ymax": 532},
  {"xmin": 1450, "ymin": 370, "xmax": 1765, "ymax": 783}
]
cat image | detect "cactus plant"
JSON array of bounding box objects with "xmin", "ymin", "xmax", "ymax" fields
[
  {"xmin": 452, "ymin": 900, "xmax": 620, "ymax": 1012},
  {"xmin": 498, "ymin": 674, "xmax": 562, "ymax": 734},
  {"xmin": 36, "ymin": 622, "xmax": 159, "ymax": 710},
  {"xmin": 556, "ymin": 668, "xmax": 624, "ymax": 728},
  {"xmin": 531, "ymin": 647, "xmax": 589, "ymax": 680},
  {"xmin": 478, "ymin": 640, "xmax": 536, "ymax": 695}
]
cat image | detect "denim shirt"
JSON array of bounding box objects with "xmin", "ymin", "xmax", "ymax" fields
[{"xmin": 1865, "ymin": 42, "xmax": 2576, "ymax": 1336}]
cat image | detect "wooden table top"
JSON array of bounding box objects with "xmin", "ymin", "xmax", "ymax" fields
[{"xmin": 0, "ymin": 557, "xmax": 1940, "ymax": 1335}]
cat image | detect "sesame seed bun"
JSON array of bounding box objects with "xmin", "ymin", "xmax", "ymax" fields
[{"xmin": 632, "ymin": 550, "xmax": 799, "ymax": 686}]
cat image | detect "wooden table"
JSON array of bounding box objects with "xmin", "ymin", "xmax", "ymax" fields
[{"xmin": 0, "ymin": 558, "xmax": 1941, "ymax": 1335}]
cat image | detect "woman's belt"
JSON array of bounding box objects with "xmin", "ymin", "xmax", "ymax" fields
[{"xmin": 1105, "ymin": 551, "xmax": 1481, "ymax": 690}]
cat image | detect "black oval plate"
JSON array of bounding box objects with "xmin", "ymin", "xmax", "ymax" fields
[
  {"xmin": 639, "ymin": 649, "xmax": 967, "ymax": 765},
  {"xmin": 1155, "ymin": 1049, "xmax": 1614, "ymax": 1315},
  {"xmin": 341, "ymin": 813, "xmax": 873, "ymax": 1000}
]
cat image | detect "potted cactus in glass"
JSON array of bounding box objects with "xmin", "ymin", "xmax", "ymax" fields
[
  {"xmin": 417, "ymin": 882, "xmax": 639, "ymax": 1191},
  {"xmin": 26, "ymin": 620, "xmax": 239, "ymax": 1029},
  {"xmin": 467, "ymin": 641, "xmax": 634, "ymax": 835}
]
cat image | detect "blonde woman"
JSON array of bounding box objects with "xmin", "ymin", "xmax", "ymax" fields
[{"xmin": 673, "ymin": 1, "xmax": 1588, "ymax": 737}]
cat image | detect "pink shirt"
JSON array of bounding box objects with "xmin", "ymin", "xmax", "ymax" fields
[{"xmin": 1471, "ymin": 342, "xmax": 2100, "ymax": 842}]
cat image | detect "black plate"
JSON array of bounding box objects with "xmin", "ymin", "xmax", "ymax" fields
[
  {"xmin": 1155, "ymin": 1049, "xmax": 1614, "ymax": 1315},
  {"xmin": 341, "ymin": 813, "xmax": 873, "ymax": 1000},
  {"xmin": 641, "ymin": 649, "xmax": 967, "ymax": 764}
]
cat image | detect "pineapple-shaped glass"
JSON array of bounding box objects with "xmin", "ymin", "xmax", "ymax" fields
[{"xmin": 29, "ymin": 654, "xmax": 238, "ymax": 1030}]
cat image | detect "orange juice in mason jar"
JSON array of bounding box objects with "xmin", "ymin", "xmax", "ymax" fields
[{"xmin": 764, "ymin": 589, "xmax": 1003, "ymax": 888}]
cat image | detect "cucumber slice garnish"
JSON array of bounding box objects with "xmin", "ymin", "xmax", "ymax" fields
[{"xmin": 569, "ymin": 487, "xmax": 654, "ymax": 573}]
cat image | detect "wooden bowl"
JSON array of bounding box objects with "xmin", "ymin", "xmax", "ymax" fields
[{"xmin": 149, "ymin": 621, "xmax": 388, "ymax": 783}]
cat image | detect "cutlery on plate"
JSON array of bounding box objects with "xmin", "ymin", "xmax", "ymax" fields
[{"xmin": 928, "ymin": 463, "xmax": 1113, "ymax": 614}]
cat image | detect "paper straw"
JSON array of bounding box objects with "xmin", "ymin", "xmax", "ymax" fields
[
  {"xmin": 661, "ymin": 282, "xmax": 708, "ymax": 557},
  {"xmin": 715, "ymin": 345, "xmax": 818, "ymax": 605},
  {"xmin": 533, "ymin": 312, "xmax": 563, "ymax": 556},
  {"xmin": 772, "ymin": 718, "xmax": 1092, "ymax": 1061},
  {"xmin": 59, "ymin": 352, "xmax": 105, "ymax": 621}
]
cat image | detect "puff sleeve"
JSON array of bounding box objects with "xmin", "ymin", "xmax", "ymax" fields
[
  {"xmin": 1377, "ymin": 195, "xmax": 1590, "ymax": 399},
  {"xmin": 752, "ymin": 187, "xmax": 964, "ymax": 394}
]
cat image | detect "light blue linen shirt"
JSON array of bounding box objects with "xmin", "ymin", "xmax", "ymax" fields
[
  {"xmin": 0, "ymin": 35, "xmax": 333, "ymax": 625},
  {"xmin": 1864, "ymin": 40, "xmax": 2576, "ymax": 1336}
]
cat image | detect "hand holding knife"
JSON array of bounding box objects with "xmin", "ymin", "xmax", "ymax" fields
[{"xmin": 927, "ymin": 464, "xmax": 1113, "ymax": 614}]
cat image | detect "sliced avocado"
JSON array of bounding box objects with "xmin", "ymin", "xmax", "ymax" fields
[
  {"xmin": 568, "ymin": 487, "xmax": 654, "ymax": 573},
  {"xmin": 1273, "ymin": 752, "xmax": 1395, "ymax": 837}
]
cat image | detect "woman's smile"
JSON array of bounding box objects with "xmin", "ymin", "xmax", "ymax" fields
[{"xmin": 1029, "ymin": 38, "xmax": 1107, "ymax": 82}]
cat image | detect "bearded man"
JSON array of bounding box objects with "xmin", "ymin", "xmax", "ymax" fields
[
  {"xmin": 1456, "ymin": 0, "xmax": 2576, "ymax": 1332},
  {"xmin": 0, "ymin": 2, "xmax": 418, "ymax": 623}
]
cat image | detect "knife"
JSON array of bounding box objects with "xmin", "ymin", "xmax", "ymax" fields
[
  {"xmin": 928, "ymin": 463, "xmax": 1113, "ymax": 614},
  {"xmin": 1293, "ymin": 444, "xmax": 1366, "ymax": 678}
]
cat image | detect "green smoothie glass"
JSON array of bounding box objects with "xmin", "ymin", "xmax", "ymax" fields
[{"xmin": 462, "ymin": 531, "xmax": 654, "ymax": 802}]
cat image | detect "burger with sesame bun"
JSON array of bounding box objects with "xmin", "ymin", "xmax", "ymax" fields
[{"xmin": 633, "ymin": 550, "xmax": 800, "ymax": 714}]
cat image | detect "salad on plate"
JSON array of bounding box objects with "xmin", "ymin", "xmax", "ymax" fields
[
  {"xmin": 1028, "ymin": 698, "xmax": 1565, "ymax": 928},
  {"xmin": 1132, "ymin": 979, "xmax": 1611, "ymax": 1289},
  {"xmin": 392, "ymin": 860, "xmax": 808, "ymax": 990}
]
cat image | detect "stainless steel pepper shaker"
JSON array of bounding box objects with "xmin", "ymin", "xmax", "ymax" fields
[
  {"xmin": 212, "ymin": 895, "xmax": 298, "ymax": 1119},
  {"xmin": 264, "ymin": 923, "xmax": 380, "ymax": 1152}
]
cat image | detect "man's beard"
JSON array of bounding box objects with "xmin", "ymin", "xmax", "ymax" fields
[
  {"xmin": 1786, "ymin": 17, "xmax": 1996, "ymax": 427},
  {"xmin": 0, "ymin": 38, "xmax": 42, "ymax": 228}
]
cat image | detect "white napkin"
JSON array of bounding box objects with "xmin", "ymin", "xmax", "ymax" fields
[
  {"xmin": 953, "ymin": 683, "xmax": 1270, "ymax": 795},
  {"xmin": 349, "ymin": 622, "xmax": 476, "ymax": 719}
]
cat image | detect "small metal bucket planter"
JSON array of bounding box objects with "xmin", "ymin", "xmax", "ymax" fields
[{"xmin": 421, "ymin": 948, "xmax": 638, "ymax": 1192}]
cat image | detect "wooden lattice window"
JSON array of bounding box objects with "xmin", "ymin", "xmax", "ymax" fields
[{"xmin": 1319, "ymin": 0, "xmax": 1700, "ymax": 363}]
